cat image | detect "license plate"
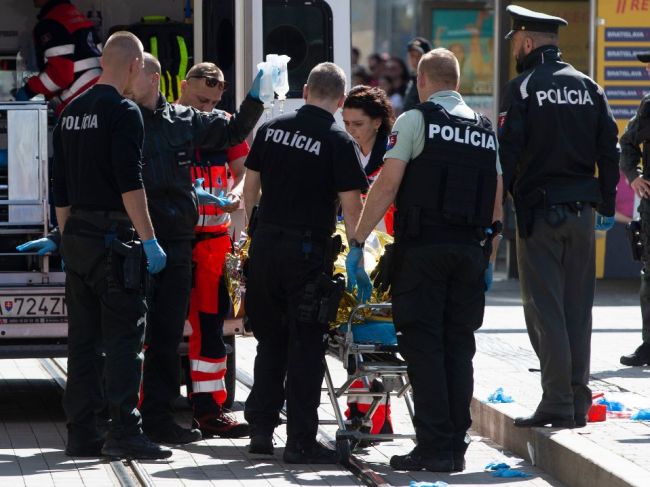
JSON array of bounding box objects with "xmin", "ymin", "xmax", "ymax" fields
[{"xmin": 0, "ymin": 295, "xmax": 67, "ymax": 323}]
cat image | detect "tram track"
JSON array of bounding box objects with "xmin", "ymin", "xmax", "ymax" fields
[
  {"xmin": 38, "ymin": 356, "xmax": 389, "ymax": 487},
  {"xmin": 39, "ymin": 358, "xmax": 154, "ymax": 487}
]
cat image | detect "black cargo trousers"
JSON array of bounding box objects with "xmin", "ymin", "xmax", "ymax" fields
[
  {"xmin": 244, "ymin": 225, "xmax": 332, "ymax": 446},
  {"xmin": 140, "ymin": 239, "xmax": 193, "ymax": 430},
  {"xmin": 61, "ymin": 212, "xmax": 146, "ymax": 446},
  {"xmin": 392, "ymin": 239, "xmax": 486, "ymax": 462},
  {"xmin": 638, "ymin": 201, "xmax": 650, "ymax": 344}
]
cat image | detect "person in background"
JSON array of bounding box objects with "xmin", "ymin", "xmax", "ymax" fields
[
  {"xmin": 15, "ymin": 0, "xmax": 102, "ymax": 114},
  {"xmin": 342, "ymin": 84, "xmax": 396, "ymax": 234},
  {"xmin": 403, "ymin": 37, "xmax": 432, "ymax": 112},
  {"xmin": 619, "ymin": 51, "xmax": 650, "ymax": 367},
  {"xmin": 384, "ymin": 56, "xmax": 409, "ymax": 115}
]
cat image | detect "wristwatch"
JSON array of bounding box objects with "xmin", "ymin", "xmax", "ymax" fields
[{"xmin": 349, "ymin": 238, "xmax": 364, "ymax": 249}]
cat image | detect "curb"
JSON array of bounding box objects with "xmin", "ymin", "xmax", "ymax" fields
[{"xmin": 470, "ymin": 398, "xmax": 649, "ymax": 487}]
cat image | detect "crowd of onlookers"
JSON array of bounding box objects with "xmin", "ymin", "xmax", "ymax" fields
[{"xmin": 351, "ymin": 37, "xmax": 432, "ymax": 116}]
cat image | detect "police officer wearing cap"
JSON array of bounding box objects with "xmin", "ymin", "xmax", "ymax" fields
[
  {"xmin": 243, "ymin": 62, "xmax": 368, "ymax": 464},
  {"xmin": 499, "ymin": 5, "xmax": 619, "ymax": 428},
  {"xmin": 403, "ymin": 37, "xmax": 432, "ymax": 112},
  {"xmin": 347, "ymin": 48, "xmax": 503, "ymax": 472},
  {"xmin": 619, "ymin": 52, "xmax": 650, "ymax": 367}
]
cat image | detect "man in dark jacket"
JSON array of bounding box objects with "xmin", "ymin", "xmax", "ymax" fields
[
  {"xmin": 619, "ymin": 51, "xmax": 650, "ymax": 367},
  {"xmin": 499, "ymin": 5, "xmax": 619, "ymax": 429},
  {"xmin": 402, "ymin": 37, "xmax": 431, "ymax": 112},
  {"xmin": 126, "ymin": 53, "xmax": 263, "ymax": 444}
]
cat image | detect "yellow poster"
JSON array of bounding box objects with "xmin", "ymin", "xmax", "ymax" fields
[{"xmin": 597, "ymin": 0, "xmax": 650, "ymax": 133}]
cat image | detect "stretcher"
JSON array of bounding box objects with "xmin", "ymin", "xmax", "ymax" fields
[{"xmin": 324, "ymin": 303, "xmax": 416, "ymax": 460}]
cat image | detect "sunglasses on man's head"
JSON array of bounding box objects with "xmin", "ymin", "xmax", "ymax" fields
[{"xmin": 187, "ymin": 75, "xmax": 228, "ymax": 90}]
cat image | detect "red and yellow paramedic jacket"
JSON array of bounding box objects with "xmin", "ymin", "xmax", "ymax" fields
[
  {"xmin": 26, "ymin": 0, "xmax": 102, "ymax": 113},
  {"xmin": 191, "ymin": 141, "xmax": 249, "ymax": 234}
]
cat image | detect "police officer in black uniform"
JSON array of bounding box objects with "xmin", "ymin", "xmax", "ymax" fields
[
  {"xmin": 125, "ymin": 53, "xmax": 263, "ymax": 444},
  {"xmin": 53, "ymin": 32, "xmax": 170, "ymax": 459},
  {"xmin": 347, "ymin": 48, "xmax": 502, "ymax": 472},
  {"xmin": 499, "ymin": 5, "xmax": 619, "ymax": 428},
  {"xmin": 619, "ymin": 51, "xmax": 650, "ymax": 367},
  {"xmin": 243, "ymin": 62, "xmax": 368, "ymax": 464}
]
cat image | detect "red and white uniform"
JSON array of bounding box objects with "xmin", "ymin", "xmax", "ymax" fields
[
  {"xmin": 188, "ymin": 140, "xmax": 249, "ymax": 409},
  {"xmin": 27, "ymin": 0, "xmax": 102, "ymax": 114}
]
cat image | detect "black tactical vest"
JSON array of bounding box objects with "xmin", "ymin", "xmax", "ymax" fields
[{"xmin": 395, "ymin": 102, "xmax": 497, "ymax": 232}]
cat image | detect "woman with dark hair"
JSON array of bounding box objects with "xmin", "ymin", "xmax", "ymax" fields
[{"xmin": 343, "ymin": 84, "xmax": 395, "ymax": 233}]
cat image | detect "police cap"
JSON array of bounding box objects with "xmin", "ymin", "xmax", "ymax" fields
[
  {"xmin": 637, "ymin": 51, "xmax": 650, "ymax": 63},
  {"xmin": 505, "ymin": 5, "xmax": 568, "ymax": 40},
  {"xmin": 407, "ymin": 37, "xmax": 432, "ymax": 54}
]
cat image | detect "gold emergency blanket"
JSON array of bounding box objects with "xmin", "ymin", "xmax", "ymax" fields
[{"xmin": 223, "ymin": 223, "xmax": 393, "ymax": 326}]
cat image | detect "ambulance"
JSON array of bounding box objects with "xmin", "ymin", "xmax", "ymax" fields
[{"xmin": 0, "ymin": 0, "xmax": 351, "ymax": 402}]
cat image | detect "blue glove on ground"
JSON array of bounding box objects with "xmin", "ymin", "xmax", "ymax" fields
[
  {"xmin": 14, "ymin": 86, "xmax": 31, "ymax": 101},
  {"xmin": 492, "ymin": 468, "xmax": 530, "ymax": 478},
  {"xmin": 142, "ymin": 238, "xmax": 167, "ymax": 274},
  {"xmin": 16, "ymin": 237, "xmax": 58, "ymax": 255},
  {"xmin": 485, "ymin": 261, "xmax": 494, "ymax": 291},
  {"xmin": 595, "ymin": 212, "xmax": 615, "ymax": 231},
  {"xmin": 345, "ymin": 247, "xmax": 373, "ymax": 303},
  {"xmin": 193, "ymin": 178, "xmax": 230, "ymax": 206},
  {"xmin": 248, "ymin": 69, "xmax": 264, "ymax": 101}
]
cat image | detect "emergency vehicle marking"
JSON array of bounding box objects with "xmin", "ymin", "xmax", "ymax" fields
[
  {"xmin": 427, "ymin": 124, "xmax": 496, "ymax": 150},
  {"xmin": 60, "ymin": 113, "xmax": 98, "ymax": 130},
  {"xmin": 535, "ymin": 88, "xmax": 594, "ymax": 107},
  {"xmin": 264, "ymin": 128, "xmax": 322, "ymax": 155}
]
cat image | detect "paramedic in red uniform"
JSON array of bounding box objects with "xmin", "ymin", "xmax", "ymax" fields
[
  {"xmin": 176, "ymin": 62, "xmax": 249, "ymax": 438},
  {"xmin": 15, "ymin": 0, "xmax": 102, "ymax": 114}
]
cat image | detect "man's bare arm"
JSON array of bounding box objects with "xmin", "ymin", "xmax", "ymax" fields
[
  {"xmin": 122, "ymin": 189, "xmax": 155, "ymax": 240},
  {"xmin": 243, "ymin": 168, "xmax": 261, "ymax": 222},
  {"xmin": 55, "ymin": 206, "xmax": 71, "ymax": 235},
  {"xmin": 339, "ymin": 190, "xmax": 364, "ymax": 240},
  {"xmin": 222, "ymin": 156, "xmax": 246, "ymax": 213},
  {"xmin": 352, "ymin": 158, "xmax": 407, "ymax": 242}
]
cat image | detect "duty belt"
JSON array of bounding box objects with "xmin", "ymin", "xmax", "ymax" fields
[{"xmin": 71, "ymin": 208, "xmax": 131, "ymax": 223}]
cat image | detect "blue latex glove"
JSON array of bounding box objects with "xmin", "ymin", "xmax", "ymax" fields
[
  {"xmin": 16, "ymin": 237, "xmax": 58, "ymax": 255},
  {"xmin": 345, "ymin": 247, "xmax": 373, "ymax": 303},
  {"xmin": 248, "ymin": 69, "xmax": 264, "ymax": 101},
  {"xmin": 142, "ymin": 238, "xmax": 167, "ymax": 274},
  {"xmin": 487, "ymin": 387, "xmax": 514, "ymax": 403},
  {"xmin": 193, "ymin": 178, "xmax": 230, "ymax": 206},
  {"xmin": 14, "ymin": 86, "xmax": 31, "ymax": 101},
  {"xmin": 595, "ymin": 212, "xmax": 615, "ymax": 231},
  {"xmin": 632, "ymin": 408, "xmax": 650, "ymax": 420},
  {"xmin": 484, "ymin": 261, "xmax": 494, "ymax": 292},
  {"xmin": 485, "ymin": 462, "xmax": 510, "ymax": 471},
  {"xmin": 492, "ymin": 468, "xmax": 530, "ymax": 478}
]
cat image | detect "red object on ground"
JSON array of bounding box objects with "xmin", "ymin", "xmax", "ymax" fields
[{"xmin": 588, "ymin": 403, "xmax": 607, "ymax": 422}]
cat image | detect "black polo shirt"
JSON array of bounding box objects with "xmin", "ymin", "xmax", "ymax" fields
[
  {"xmin": 53, "ymin": 84, "xmax": 144, "ymax": 210},
  {"xmin": 245, "ymin": 104, "xmax": 368, "ymax": 234}
]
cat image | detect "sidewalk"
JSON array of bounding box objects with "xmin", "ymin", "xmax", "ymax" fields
[{"xmin": 471, "ymin": 277, "xmax": 650, "ymax": 487}]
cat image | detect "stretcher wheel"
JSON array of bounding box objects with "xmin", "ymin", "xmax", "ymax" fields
[
  {"xmin": 223, "ymin": 335, "xmax": 236, "ymax": 409},
  {"xmin": 336, "ymin": 438, "xmax": 351, "ymax": 462}
]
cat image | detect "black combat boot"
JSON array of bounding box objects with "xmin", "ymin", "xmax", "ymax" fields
[{"xmin": 620, "ymin": 342, "xmax": 650, "ymax": 366}]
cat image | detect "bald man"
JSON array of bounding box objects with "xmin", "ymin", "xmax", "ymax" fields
[
  {"xmin": 347, "ymin": 48, "xmax": 503, "ymax": 472},
  {"xmin": 125, "ymin": 53, "xmax": 263, "ymax": 445},
  {"xmin": 54, "ymin": 31, "xmax": 171, "ymax": 460}
]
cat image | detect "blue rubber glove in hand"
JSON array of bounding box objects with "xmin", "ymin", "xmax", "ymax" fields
[
  {"xmin": 142, "ymin": 238, "xmax": 167, "ymax": 274},
  {"xmin": 248, "ymin": 69, "xmax": 264, "ymax": 101},
  {"xmin": 16, "ymin": 237, "xmax": 58, "ymax": 255},
  {"xmin": 485, "ymin": 261, "xmax": 494, "ymax": 292},
  {"xmin": 193, "ymin": 178, "xmax": 230, "ymax": 206},
  {"xmin": 595, "ymin": 213, "xmax": 615, "ymax": 231},
  {"xmin": 14, "ymin": 86, "xmax": 31, "ymax": 101},
  {"xmin": 345, "ymin": 247, "xmax": 373, "ymax": 303}
]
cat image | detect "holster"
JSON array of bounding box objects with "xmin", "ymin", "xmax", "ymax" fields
[
  {"xmin": 297, "ymin": 273, "xmax": 346, "ymax": 326},
  {"xmin": 514, "ymin": 189, "xmax": 545, "ymax": 239},
  {"xmin": 109, "ymin": 239, "xmax": 145, "ymax": 291},
  {"xmin": 627, "ymin": 220, "xmax": 643, "ymax": 261}
]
